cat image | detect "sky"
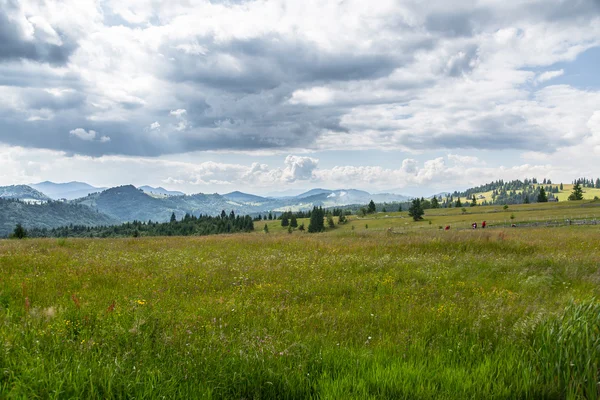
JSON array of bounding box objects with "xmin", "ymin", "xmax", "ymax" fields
[{"xmin": 1, "ymin": 0, "xmax": 599, "ymax": 197}]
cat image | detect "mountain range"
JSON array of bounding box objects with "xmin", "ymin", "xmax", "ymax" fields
[
  {"xmin": 0, "ymin": 182, "xmax": 410, "ymax": 235},
  {"xmin": 30, "ymin": 181, "xmax": 106, "ymax": 200}
]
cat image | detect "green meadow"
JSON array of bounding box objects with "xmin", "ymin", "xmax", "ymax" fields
[{"xmin": 1, "ymin": 201, "xmax": 600, "ymax": 398}]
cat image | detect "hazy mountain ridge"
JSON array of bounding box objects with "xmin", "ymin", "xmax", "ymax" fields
[
  {"xmin": 30, "ymin": 181, "xmax": 106, "ymax": 200},
  {"xmin": 139, "ymin": 186, "xmax": 185, "ymax": 197},
  {"xmin": 0, "ymin": 185, "xmax": 51, "ymax": 202},
  {"xmin": 1, "ymin": 182, "xmax": 413, "ymax": 229}
]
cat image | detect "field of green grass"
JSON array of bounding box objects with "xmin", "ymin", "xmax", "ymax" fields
[
  {"xmin": 1, "ymin": 202, "xmax": 600, "ymax": 398},
  {"xmin": 452, "ymin": 184, "xmax": 600, "ymax": 204},
  {"xmin": 260, "ymin": 199, "xmax": 600, "ymax": 234}
]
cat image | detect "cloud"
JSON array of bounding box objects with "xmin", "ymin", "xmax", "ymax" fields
[
  {"xmin": 0, "ymin": 0, "xmax": 599, "ymax": 162},
  {"xmin": 170, "ymin": 109, "xmax": 187, "ymax": 118},
  {"xmin": 401, "ymin": 159, "xmax": 418, "ymax": 173},
  {"xmin": 69, "ymin": 128, "xmax": 96, "ymax": 141},
  {"xmin": 534, "ymin": 69, "xmax": 564, "ymax": 85},
  {"xmin": 281, "ymin": 155, "xmax": 319, "ymax": 182},
  {"xmin": 69, "ymin": 128, "xmax": 110, "ymax": 143}
]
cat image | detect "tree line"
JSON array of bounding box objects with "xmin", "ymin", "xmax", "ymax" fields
[{"xmin": 23, "ymin": 211, "xmax": 255, "ymax": 238}]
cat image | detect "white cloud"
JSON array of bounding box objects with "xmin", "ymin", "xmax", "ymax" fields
[
  {"xmin": 170, "ymin": 109, "xmax": 187, "ymax": 118},
  {"xmin": 69, "ymin": 128, "xmax": 97, "ymax": 141},
  {"xmin": 69, "ymin": 128, "xmax": 110, "ymax": 143},
  {"xmin": 281, "ymin": 155, "xmax": 319, "ymax": 182},
  {"xmin": 149, "ymin": 121, "xmax": 161, "ymax": 130},
  {"xmin": 289, "ymin": 87, "xmax": 335, "ymax": 106},
  {"xmin": 534, "ymin": 69, "xmax": 564, "ymax": 85}
]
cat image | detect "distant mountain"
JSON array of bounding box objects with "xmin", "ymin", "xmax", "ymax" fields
[
  {"xmin": 72, "ymin": 185, "xmax": 245, "ymax": 223},
  {"xmin": 296, "ymin": 188, "xmax": 334, "ymax": 199},
  {"xmin": 31, "ymin": 181, "xmax": 106, "ymax": 200},
  {"xmin": 0, "ymin": 197, "xmax": 118, "ymax": 237},
  {"xmin": 65, "ymin": 185, "xmax": 411, "ymax": 221},
  {"xmin": 223, "ymin": 191, "xmax": 269, "ymax": 203},
  {"xmin": 0, "ymin": 185, "xmax": 50, "ymax": 202},
  {"xmin": 139, "ymin": 186, "xmax": 185, "ymax": 197},
  {"xmin": 280, "ymin": 189, "xmax": 410, "ymax": 210}
]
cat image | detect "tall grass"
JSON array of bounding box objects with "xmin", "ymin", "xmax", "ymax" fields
[{"xmin": 0, "ymin": 227, "xmax": 599, "ymax": 398}]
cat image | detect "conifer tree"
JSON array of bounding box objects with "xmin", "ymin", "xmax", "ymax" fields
[
  {"xmin": 290, "ymin": 215, "xmax": 298, "ymax": 228},
  {"xmin": 308, "ymin": 206, "xmax": 324, "ymax": 233},
  {"xmin": 11, "ymin": 223, "xmax": 27, "ymax": 239},
  {"xmin": 537, "ymin": 187, "xmax": 548, "ymax": 202},
  {"xmin": 568, "ymin": 183, "xmax": 584, "ymax": 200},
  {"xmin": 367, "ymin": 200, "xmax": 376, "ymax": 214},
  {"xmin": 408, "ymin": 198, "xmax": 424, "ymax": 221}
]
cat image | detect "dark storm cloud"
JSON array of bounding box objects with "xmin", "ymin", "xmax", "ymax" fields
[
  {"xmin": 0, "ymin": 1, "xmax": 77, "ymax": 65},
  {"xmin": 163, "ymin": 35, "xmax": 402, "ymax": 94}
]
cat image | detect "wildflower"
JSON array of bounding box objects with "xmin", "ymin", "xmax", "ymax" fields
[{"xmin": 136, "ymin": 300, "xmax": 146, "ymax": 305}]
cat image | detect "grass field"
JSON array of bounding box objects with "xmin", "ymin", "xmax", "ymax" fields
[
  {"xmin": 1, "ymin": 202, "xmax": 600, "ymax": 398},
  {"xmin": 451, "ymin": 184, "xmax": 600, "ymax": 204},
  {"xmin": 260, "ymin": 199, "xmax": 600, "ymax": 234}
]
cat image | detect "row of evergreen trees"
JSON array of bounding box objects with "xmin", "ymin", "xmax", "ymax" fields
[
  {"xmin": 573, "ymin": 177, "xmax": 600, "ymax": 188},
  {"xmin": 26, "ymin": 211, "xmax": 254, "ymax": 238}
]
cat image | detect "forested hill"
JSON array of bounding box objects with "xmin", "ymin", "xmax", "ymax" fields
[{"xmin": 0, "ymin": 198, "xmax": 119, "ymax": 237}]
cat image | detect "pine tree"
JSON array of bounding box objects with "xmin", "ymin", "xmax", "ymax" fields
[
  {"xmin": 455, "ymin": 198, "xmax": 462, "ymax": 208},
  {"xmin": 431, "ymin": 197, "xmax": 439, "ymax": 209},
  {"xmin": 537, "ymin": 187, "xmax": 548, "ymax": 202},
  {"xmin": 367, "ymin": 200, "xmax": 376, "ymax": 214},
  {"xmin": 308, "ymin": 206, "xmax": 324, "ymax": 233},
  {"xmin": 281, "ymin": 215, "xmax": 289, "ymax": 227},
  {"xmin": 11, "ymin": 223, "xmax": 27, "ymax": 239},
  {"xmin": 568, "ymin": 183, "xmax": 584, "ymax": 200},
  {"xmin": 170, "ymin": 212, "xmax": 177, "ymax": 223},
  {"xmin": 263, "ymin": 224, "xmax": 269, "ymax": 234},
  {"xmin": 398, "ymin": 204, "xmax": 402, "ymax": 212},
  {"xmin": 290, "ymin": 215, "xmax": 298, "ymax": 228},
  {"xmin": 408, "ymin": 199, "xmax": 424, "ymax": 221},
  {"xmin": 596, "ymin": 178, "xmax": 600, "ymax": 189},
  {"xmin": 560, "ymin": 183, "xmax": 564, "ymax": 191},
  {"xmin": 471, "ymin": 195, "xmax": 477, "ymax": 207},
  {"xmin": 327, "ymin": 215, "xmax": 335, "ymax": 228}
]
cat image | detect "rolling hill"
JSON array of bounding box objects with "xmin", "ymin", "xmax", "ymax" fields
[
  {"xmin": 0, "ymin": 185, "xmax": 51, "ymax": 202},
  {"xmin": 0, "ymin": 198, "xmax": 118, "ymax": 237}
]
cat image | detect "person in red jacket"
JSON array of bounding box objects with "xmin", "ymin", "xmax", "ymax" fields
[{"xmin": 482, "ymin": 221, "xmax": 486, "ymax": 229}]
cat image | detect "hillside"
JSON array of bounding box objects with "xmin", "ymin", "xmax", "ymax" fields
[
  {"xmin": 0, "ymin": 185, "xmax": 51, "ymax": 202},
  {"xmin": 30, "ymin": 181, "xmax": 106, "ymax": 200},
  {"xmin": 72, "ymin": 185, "xmax": 245, "ymax": 222},
  {"xmin": 0, "ymin": 198, "xmax": 118, "ymax": 237}
]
